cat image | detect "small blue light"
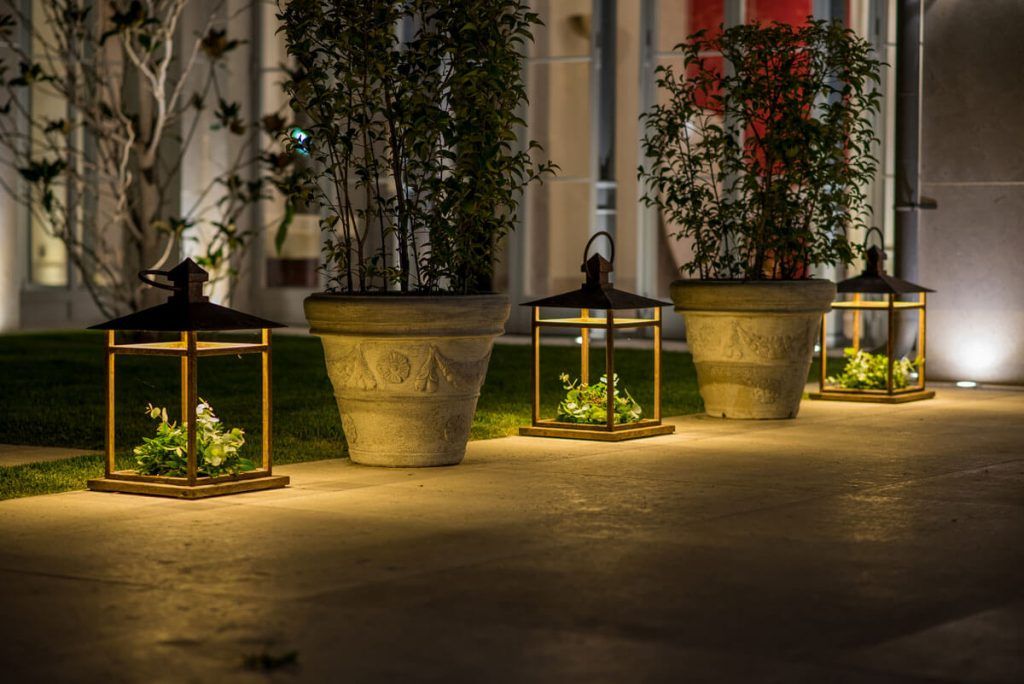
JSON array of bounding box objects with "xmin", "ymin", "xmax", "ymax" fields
[{"xmin": 290, "ymin": 127, "xmax": 310, "ymax": 156}]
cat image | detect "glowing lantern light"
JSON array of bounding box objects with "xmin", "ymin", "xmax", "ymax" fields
[
  {"xmin": 519, "ymin": 232, "xmax": 675, "ymax": 441},
  {"xmin": 86, "ymin": 259, "xmax": 289, "ymax": 498},
  {"xmin": 811, "ymin": 229, "xmax": 935, "ymax": 403}
]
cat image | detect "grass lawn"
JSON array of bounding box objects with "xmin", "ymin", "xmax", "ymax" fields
[{"xmin": 0, "ymin": 331, "xmax": 706, "ymax": 500}]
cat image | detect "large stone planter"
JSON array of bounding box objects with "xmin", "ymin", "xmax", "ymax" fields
[
  {"xmin": 304, "ymin": 293, "xmax": 510, "ymax": 466},
  {"xmin": 670, "ymin": 280, "xmax": 835, "ymax": 419}
]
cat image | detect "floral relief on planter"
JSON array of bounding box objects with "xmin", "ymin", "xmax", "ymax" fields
[
  {"xmin": 735, "ymin": 322, "xmax": 813, "ymax": 361},
  {"xmin": 377, "ymin": 351, "xmax": 412, "ymax": 384},
  {"xmin": 687, "ymin": 317, "xmax": 817, "ymax": 364},
  {"xmin": 328, "ymin": 344, "xmax": 491, "ymax": 395},
  {"xmin": 440, "ymin": 411, "xmax": 471, "ymax": 444},
  {"xmin": 329, "ymin": 346, "xmax": 379, "ymax": 391}
]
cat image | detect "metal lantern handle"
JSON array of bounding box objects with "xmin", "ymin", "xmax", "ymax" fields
[
  {"xmin": 863, "ymin": 226, "xmax": 885, "ymax": 251},
  {"xmin": 583, "ymin": 230, "xmax": 615, "ymax": 266},
  {"xmin": 138, "ymin": 269, "xmax": 178, "ymax": 292}
]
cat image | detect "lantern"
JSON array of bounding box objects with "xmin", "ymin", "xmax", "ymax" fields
[
  {"xmin": 519, "ymin": 232, "xmax": 675, "ymax": 441},
  {"xmin": 86, "ymin": 259, "xmax": 290, "ymax": 498},
  {"xmin": 810, "ymin": 229, "xmax": 935, "ymax": 403}
]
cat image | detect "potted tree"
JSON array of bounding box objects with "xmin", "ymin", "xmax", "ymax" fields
[
  {"xmin": 640, "ymin": 20, "xmax": 882, "ymax": 419},
  {"xmin": 278, "ymin": 0, "xmax": 553, "ymax": 465}
]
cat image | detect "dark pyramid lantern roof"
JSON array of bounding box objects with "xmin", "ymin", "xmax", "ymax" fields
[
  {"xmin": 90, "ymin": 258, "xmax": 284, "ymax": 331},
  {"xmin": 837, "ymin": 246, "xmax": 934, "ymax": 295},
  {"xmin": 522, "ymin": 233, "xmax": 671, "ymax": 310}
]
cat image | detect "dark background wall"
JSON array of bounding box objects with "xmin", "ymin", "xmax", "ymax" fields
[{"xmin": 920, "ymin": 0, "xmax": 1024, "ymax": 384}]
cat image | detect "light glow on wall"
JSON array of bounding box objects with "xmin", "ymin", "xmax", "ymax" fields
[
  {"xmin": 926, "ymin": 309, "xmax": 1023, "ymax": 384},
  {"xmin": 940, "ymin": 329, "xmax": 1012, "ymax": 382}
]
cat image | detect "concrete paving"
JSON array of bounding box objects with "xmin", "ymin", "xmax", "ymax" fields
[
  {"xmin": 0, "ymin": 443, "xmax": 98, "ymax": 467},
  {"xmin": 0, "ymin": 388, "xmax": 1021, "ymax": 682}
]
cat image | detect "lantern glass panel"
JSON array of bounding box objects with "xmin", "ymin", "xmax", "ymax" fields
[
  {"xmin": 542, "ymin": 313, "xmax": 651, "ymax": 428},
  {"xmin": 103, "ymin": 330, "xmax": 269, "ymax": 479},
  {"xmin": 194, "ymin": 348, "xmax": 264, "ymax": 468},
  {"xmin": 110, "ymin": 350, "xmax": 181, "ymax": 471},
  {"xmin": 825, "ymin": 293, "xmax": 921, "ymax": 392},
  {"xmin": 523, "ymin": 305, "xmax": 673, "ymax": 441}
]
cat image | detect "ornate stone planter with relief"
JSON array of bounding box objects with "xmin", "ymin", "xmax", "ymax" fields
[
  {"xmin": 304, "ymin": 294, "xmax": 510, "ymax": 466},
  {"xmin": 670, "ymin": 280, "xmax": 835, "ymax": 419}
]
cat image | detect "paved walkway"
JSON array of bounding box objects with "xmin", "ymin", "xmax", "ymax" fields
[
  {"xmin": 0, "ymin": 443, "xmax": 98, "ymax": 467},
  {"xmin": 0, "ymin": 388, "xmax": 1021, "ymax": 682}
]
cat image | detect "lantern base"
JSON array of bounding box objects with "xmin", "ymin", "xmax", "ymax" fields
[
  {"xmin": 87, "ymin": 473, "xmax": 289, "ymax": 499},
  {"xmin": 519, "ymin": 423, "xmax": 675, "ymax": 441},
  {"xmin": 808, "ymin": 389, "xmax": 935, "ymax": 404}
]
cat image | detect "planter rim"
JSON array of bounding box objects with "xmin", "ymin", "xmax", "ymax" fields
[
  {"xmin": 669, "ymin": 278, "xmax": 833, "ymax": 285},
  {"xmin": 669, "ymin": 278, "xmax": 835, "ymax": 314},
  {"xmin": 306, "ymin": 291, "xmax": 505, "ymax": 301},
  {"xmin": 304, "ymin": 291, "xmax": 510, "ymax": 338}
]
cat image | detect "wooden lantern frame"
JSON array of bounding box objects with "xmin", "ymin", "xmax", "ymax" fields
[
  {"xmin": 86, "ymin": 259, "xmax": 289, "ymax": 498},
  {"xmin": 87, "ymin": 330, "xmax": 289, "ymax": 498},
  {"xmin": 810, "ymin": 229, "xmax": 935, "ymax": 404},
  {"xmin": 518, "ymin": 231, "xmax": 675, "ymax": 441},
  {"xmin": 519, "ymin": 306, "xmax": 675, "ymax": 441},
  {"xmin": 810, "ymin": 292, "xmax": 934, "ymax": 403}
]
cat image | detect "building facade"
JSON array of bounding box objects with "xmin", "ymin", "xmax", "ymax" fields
[{"xmin": 1, "ymin": 0, "xmax": 1022, "ymax": 384}]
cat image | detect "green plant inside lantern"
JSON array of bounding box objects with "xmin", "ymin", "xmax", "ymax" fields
[
  {"xmin": 556, "ymin": 373, "xmax": 643, "ymax": 424},
  {"xmin": 827, "ymin": 348, "xmax": 917, "ymax": 390},
  {"xmin": 133, "ymin": 400, "xmax": 254, "ymax": 477}
]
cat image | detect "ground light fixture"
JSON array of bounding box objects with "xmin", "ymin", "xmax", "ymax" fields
[
  {"xmin": 811, "ymin": 229, "xmax": 936, "ymax": 404},
  {"xmin": 86, "ymin": 259, "xmax": 289, "ymax": 498},
  {"xmin": 519, "ymin": 232, "xmax": 675, "ymax": 441}
]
